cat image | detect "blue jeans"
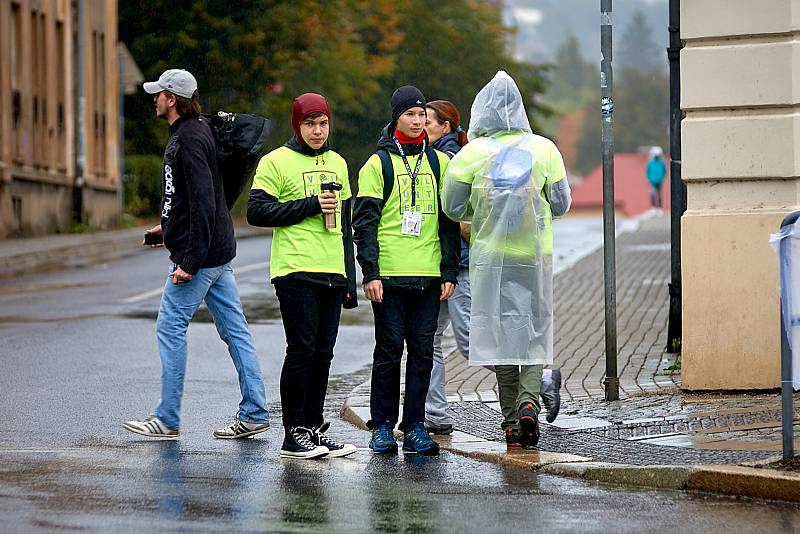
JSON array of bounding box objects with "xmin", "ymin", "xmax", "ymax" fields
[
  {"xmin": 154, "ymin": 262, "xmax": 269, "ymax": 430},
  {"xmin": 425, "ymin": 268, "xmax": 471, "ymax": 426}
]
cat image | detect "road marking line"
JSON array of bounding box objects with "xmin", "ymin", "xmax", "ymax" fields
[{"xmin": 121, "ymin": 261, "xmax": 268, "ymax": 303}]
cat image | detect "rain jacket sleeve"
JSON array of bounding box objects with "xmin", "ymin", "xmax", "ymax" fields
[
  {"xmin": 435, "ymin": 154, "xmax": 460, "ymax": 284},
  {"xmin": 542, "ymin": 140, "xmax": 571, "ymax": 217}
]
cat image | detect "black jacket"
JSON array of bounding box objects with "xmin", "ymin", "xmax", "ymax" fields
[
  {"xmin": 431, "ymin": 133, "xmax": 461, "ymax": 158},
  {"xmin": 247, "ymin": 137, "xmax": 357, "ymax": 305},
  {"xmin": 353, "ymin": 124, "xmax": 460, "ymax": 290},
  {"xmin": 160, "ymin": 115, "xmax": 235, "ymax": 275}
]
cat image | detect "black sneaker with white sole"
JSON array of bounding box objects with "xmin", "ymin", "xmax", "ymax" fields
[
  {"xmin": 280, "ymin": 426, "xmax": 329, "ymax": 459},
  {"xmin": 122, "ymin": 415, "xmax": 179, "ymax": 439},
  {"xmin": 311, "ymin": 422, "xmax": 357, "ymax": 458}
]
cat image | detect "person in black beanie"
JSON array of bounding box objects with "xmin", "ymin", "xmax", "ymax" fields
[{"xmin": 353, "ymin": 85, "xmax": 460, "ymax": 455}]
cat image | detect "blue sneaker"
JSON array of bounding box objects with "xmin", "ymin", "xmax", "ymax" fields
[
  {"xmin": 402, "ymin": 422, "xmax": 440, "ymax": 456},
  {"xmin": 369, "ymin": 422, "xmax": 398, "ymax": 453}
]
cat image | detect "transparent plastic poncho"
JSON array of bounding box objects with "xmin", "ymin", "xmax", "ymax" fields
[
  {"xmin": 441, "ymin": 71, "xmax": 554, "ymax": 367},
  {"xmin": 770, "ymin": 216, "xmax": 800, "ymax": 389}
]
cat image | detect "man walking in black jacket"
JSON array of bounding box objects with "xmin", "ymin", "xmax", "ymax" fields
[{"xmin": 123, "ymin": 69, "xmax": 270, "ymax": 439}]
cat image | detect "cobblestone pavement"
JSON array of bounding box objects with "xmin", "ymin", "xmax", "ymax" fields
[
  {"xmin": 436, "ymin": 213, "xmax": 799, "ymax": 459},
  {"xmin": 448, "ymin": 401, "xmax": 778, "ymax": 466},
  {"xmin": 445, "ymin": 213, "xmax": 678, "ymax": 404}
]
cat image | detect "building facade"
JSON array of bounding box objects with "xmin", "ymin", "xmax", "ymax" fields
[
  {"xmin": 680, "ymin": 0, "xmax": 798, "ymax": 389},
  {"xmin": 0, "ymin": 0, "xmax": 119, "ymax": 238}
]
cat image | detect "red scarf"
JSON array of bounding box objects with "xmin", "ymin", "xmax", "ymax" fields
[{"xmin": 394, "ymin": 129, "xmax": 425, "ymax": 144}]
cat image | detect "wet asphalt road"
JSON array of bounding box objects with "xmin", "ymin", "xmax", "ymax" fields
[{"xmin": 1, "ymin": 233, "xmax": 800, "ymax": 532}]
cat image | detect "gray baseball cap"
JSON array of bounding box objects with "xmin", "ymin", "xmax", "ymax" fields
[{"xmin": 143, "ymin": 69, "xmax": 197, "ymax": 99}]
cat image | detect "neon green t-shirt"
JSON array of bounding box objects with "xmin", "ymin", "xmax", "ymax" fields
[
  {"xmin": 251, "ymin": 146, "xmax": 351, "ymax": 279},
  {"xmin": 357, "ymin": 149, "xmax": 450, "ymax": 277}
]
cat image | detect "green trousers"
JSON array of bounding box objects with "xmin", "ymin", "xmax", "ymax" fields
[{"xmin": 495, "ymin": 365, "xmax": 542, "ymax": 430}]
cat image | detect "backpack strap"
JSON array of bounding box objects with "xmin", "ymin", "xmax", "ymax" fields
[
  {"xmin": 425, "ymin": 146, "xmax": 441, "ymax": 184},
  {"xmin": 377, "ymin": 149, "xmax": 394, "ymax": 207}
]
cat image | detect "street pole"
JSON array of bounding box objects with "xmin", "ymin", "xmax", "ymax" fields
[
  {"xmin": 779, "ymin": 211, "xmax": 799, "ymax": 460},
  {"xmin": 73, "ymin": 0, "xmax": 86, "ymax": 224},
  {"xmin": 666, "ymin": 0, "xmax": 686, "ymax": 353},
  {"xmin": 600, "ymin": 0, "xmax": 619, "ymax": 401},
  {"xmin": 118, "ymin": 51, "xmax": 125, "ymax": 216}
]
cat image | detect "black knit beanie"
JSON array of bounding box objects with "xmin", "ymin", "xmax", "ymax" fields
[{"xmin": 391, "ymin": 85, "xmax": 426, "ymax": 122}]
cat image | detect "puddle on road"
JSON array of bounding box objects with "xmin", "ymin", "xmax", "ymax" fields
[
  {"xmin": 120, "ymin": 297, "xmax": 373, "ymax": 326},
  {"xmin": 0, "ymin": 281, "xmax": 104, "ymax": 296},
  {"xmin": 0, "ymin": 313, "xmax": 107, "ymax": 325},
  {"xmin": 121, "ymin": 300, "xmax": 282, "ymax": 323}
]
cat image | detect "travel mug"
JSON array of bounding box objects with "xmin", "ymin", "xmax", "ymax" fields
[{"xmin": 320, "ymin": 181, "xmax": 343, "ymax": 229}]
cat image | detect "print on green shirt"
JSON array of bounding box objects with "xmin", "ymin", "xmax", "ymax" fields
[
  {"xmin": 398, "ymin": 172, "xmax": 436, "ymax": 215},
  {"xmin": 303, "ymin": 170, "xmax": 342, "ymax": 217},
  {"xmin": 251, "ymin": 146, "xmax": 351, "ymax": 280}
]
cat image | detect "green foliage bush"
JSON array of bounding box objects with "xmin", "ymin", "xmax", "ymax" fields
[{"xmin": 124, "ymin": 155, "xmax": 163, "ymax": 217}]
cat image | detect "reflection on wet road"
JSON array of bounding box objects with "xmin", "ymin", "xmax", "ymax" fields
[
  {"xmin": 2, "ymin": 231, "xmax": 800, "ymax": 532},
  {"xmin": 3, "ymin": 421, "xmax": 800, "ymax": 533}
]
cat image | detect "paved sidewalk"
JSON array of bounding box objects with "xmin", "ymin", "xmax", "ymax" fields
[
  {"xmin": 445, "ymin": 213, "xmax": 678, "ymax": 404},
  {"xmin": 341, "ymin": 213, "xmax": 800, "ymax": 502}
]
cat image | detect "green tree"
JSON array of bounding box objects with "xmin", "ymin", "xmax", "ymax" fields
[
  {"xmin": 573, "ymin": 67, "xmax": 668, "ymax": 175},
  {"xmin": 617, "ymin": 10, "xmax": 664, "ymax": 75},
  {"xmin": 572, "ymin": 9, "xmax": 669, "ymax": 175},
  {"xmin": 119, "ymin": 0, "xmax": 550, "ymax": 214},
  {"xmin": 546, "ymin": 35, "xmax": 597, "ymax": 108}
]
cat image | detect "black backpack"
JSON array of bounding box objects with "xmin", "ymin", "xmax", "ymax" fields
[
  {"xmin": 206, "ymin": 111, "xmax": 273, "ymax": 209},
  {"xmin": 376, "ymin": 147, "xmax": 440, "ymax": 206}
]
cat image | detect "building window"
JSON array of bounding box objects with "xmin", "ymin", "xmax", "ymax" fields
[
  {"xmin": 12, "ymin": 195, "xmax": 22, "ymax": 233},
  {"xmin": 56, "ymin": 21, "xmax": 66, "ymax": 171},
  {"xmin": 93, "ymin": 30, "xmax": 107, "ymax": 178},
  {"xmin": 10, "ymin": 3, "xmax": 22, "ymax": 163}
]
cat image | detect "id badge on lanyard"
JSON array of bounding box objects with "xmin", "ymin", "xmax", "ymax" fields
[
  {"xmin": 401, "ymin": 210, "xmax": 422, "ymax": 237},
  {"xmin": 395, "ymin": 137, "xmax": 426, "ymax": 237}
]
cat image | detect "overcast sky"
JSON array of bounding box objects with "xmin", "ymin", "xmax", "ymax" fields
[{"xmin": 505, "ymin": 0, "xmax": 669, "ymax": 64}]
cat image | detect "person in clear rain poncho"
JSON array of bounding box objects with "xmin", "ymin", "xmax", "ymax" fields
[{"xmin": 441, "ymin": 71, "xmax": 571, "ymax": 448}]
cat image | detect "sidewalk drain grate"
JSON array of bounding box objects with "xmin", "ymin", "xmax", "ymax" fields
[{"xmin": 450, "ymin": 401, "xmax": 776, "ymax": 466}]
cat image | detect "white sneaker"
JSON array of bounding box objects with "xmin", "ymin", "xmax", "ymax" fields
[
  {"xmin": 123, "ymin": 415, "xmax": 179, "ymax": 438},
  {"xmin": 213, "ymin": 419, "xmax": 270, "ymax": 439},
  {"xmin": 311, "ymin": 422, "xmax": 357, "ymax": 458}
]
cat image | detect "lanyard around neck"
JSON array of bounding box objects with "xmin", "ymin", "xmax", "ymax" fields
[{"xmin": 393, "ymin": 136, "xmax": 426, "ymax": 207}]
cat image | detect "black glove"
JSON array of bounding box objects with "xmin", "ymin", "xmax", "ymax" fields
[{"xmin": 342, "ymin": 290, "xmax": 358, "ymax": 309}]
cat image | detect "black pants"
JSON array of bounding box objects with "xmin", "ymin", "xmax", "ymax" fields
[
  {"xmin": 369, "ymin": 284, "xmax": 440, "ymax": 430},
  {"xmin": 275, "ymin": 279, "xmax": 343, "ymax": 428}
]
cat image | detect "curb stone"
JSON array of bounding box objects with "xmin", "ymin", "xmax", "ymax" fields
[{"xmin": 340, "ymin": 380, "xmax": 800, "ymax": 503}]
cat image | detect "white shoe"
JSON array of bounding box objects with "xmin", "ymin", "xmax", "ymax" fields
[
  {"xmin": 311, "ymin": 422, "xmax": 358, "ymax": 458},
  {"xmin": 123, "ymin": 415, "xmax": 179, "ymax": 438},
  {"xmin": 213, "ymin": 419, "xmax": 270, "ymax": 439}
]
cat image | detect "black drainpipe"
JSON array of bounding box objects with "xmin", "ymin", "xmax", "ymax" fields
[{"xmin": 666, "ymin": 0, "xmax": 686, "ymax": 353}]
